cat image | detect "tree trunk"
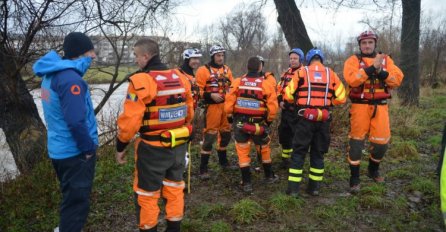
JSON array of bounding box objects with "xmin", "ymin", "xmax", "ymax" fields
[
  {"xmin": 273, "ymin": 0, "xmax": 313, "ymax": 52},
  {"xmin": 398, "ymin": 0, "xmax": 421, "ymax": 106},
  {"xmin": 0, "ymin": 53, "xmax": 47, "ymax": 173}
]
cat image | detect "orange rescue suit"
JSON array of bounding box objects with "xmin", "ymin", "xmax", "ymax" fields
[
  {"xmin": 344, "ymin": 54, "xmax": 403, "ymax": 144},
  {"xmin": 225, "ymin": 73, "xmax": 278, "ymax": 167},
  {"xmin": 196, "ymin": 64, "xmax": 234, "ymax": 135},
  {"xmin": 117, "ymin": 69, "xmax": 194, "ymax": 147}
]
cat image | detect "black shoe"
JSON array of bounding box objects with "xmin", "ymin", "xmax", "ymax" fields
[
  {"xmin": 286, "ymin": 188, "xmax": 299, "ymax": 198},
  {"xmin": 166, "ymin": 220, "xmax": 181, "ymax": 232},
  {"xmin": 241, "ymin": 182, "xmax": 253, "ymax": 193},
  {"xmin": 265, "ymin": 174, "xmax": 279, "ymax": 184},
  {"xmin": 307, "ymin": 180, "xmax": 320, "ymax": 196},
  {"xmin": 349, "ymin": 176, "xmax": 361, "ymax": 194},
  {"xmin": 199, "ymin": 172, "xmax": 210, "ymax": 180},
  {"xmin": 286, "ymin": 182, "xmax": 300, "ymax": 198}
]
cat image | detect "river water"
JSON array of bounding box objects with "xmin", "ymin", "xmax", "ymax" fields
[{"xmin": 0, "ymin": 83, "xmax": 129, "ymax": 182}]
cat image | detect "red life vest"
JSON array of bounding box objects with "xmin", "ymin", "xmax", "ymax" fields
[
  {"xmin": 204, "ymin": 65, "xmax": 231, "ymax": 97},
  {"xmin": 140, "ymin": 70, "xmax": 187, "ymax": 133},
  {"xmin": 296, "ymin": 65, "xmax": 335, "ymax": 108},
  {"xmin": 349, "ymin": 55, "xmax": 391, "ymax": 101},
  {"xmin": 234, "ymin": 75, "xmax": 267, "ymax": 117}
]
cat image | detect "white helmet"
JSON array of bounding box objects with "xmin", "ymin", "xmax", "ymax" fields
[
  {"xmin": 209, "ymin": 45, "xmax": 226, "ymax": 56},
  {"xmin": 182, "ymin": 48, "xmax": 202, "ymax": 60},
  {"xmin": 256, "ymin": 55, "xmax": 264, "ymax": 64}
]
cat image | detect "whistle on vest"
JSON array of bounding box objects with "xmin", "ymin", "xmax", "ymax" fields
[
  {"xmin": 298, "ymin": 108, "xmax": 330, "ymax": 122},
  {"xmin": 240, "ymin": 123, "xmax": 265, "ymax": 136}
]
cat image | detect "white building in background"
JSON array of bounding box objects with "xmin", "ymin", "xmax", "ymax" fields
[{"xmin": 90, "ymin": 35, "xmax": 201, "ymax": 66}]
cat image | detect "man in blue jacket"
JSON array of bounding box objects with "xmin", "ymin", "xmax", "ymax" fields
[{"xmin": 33, "ymin": 32, "xmax": 98, "ymax": 232}]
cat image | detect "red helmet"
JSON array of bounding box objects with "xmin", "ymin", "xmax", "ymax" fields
[{"xmin": 357, "ymin": 30, "xmax": 378, "ymax": 43}]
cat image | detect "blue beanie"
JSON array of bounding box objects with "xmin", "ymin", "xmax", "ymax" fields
[{"xmin": 63, "ymin": 32, "xmax": 94, "ymax": 59}]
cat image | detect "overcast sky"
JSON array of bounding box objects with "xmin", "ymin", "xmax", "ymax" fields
[{"xmin": 170, "ymin": 0, "xmax": 446, "ymax": 46}]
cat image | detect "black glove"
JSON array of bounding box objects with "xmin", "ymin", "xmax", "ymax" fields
[
  {"xmin": 227, "ymin": 116, "xmax": 233, "ymax": 124},
  {"xmin": 377, "ymin": 70, "xmax": 389, "ymax": 81}
]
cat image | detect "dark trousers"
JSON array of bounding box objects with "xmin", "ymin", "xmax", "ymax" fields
[
  {"xmin": 52, "ymin": 153, "xmax": 96, "ymax": 232},
  {"xmin": 289, "ymin": 118, "xmax": 330, "ymax": 182},
  {"xmin": 278, "ymin": 109, "xmax": 298, "ymax": 150}
]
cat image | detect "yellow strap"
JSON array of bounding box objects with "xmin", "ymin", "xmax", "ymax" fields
[
  {"xmin": 289, "ymin": 168, "xmax": 303, "ymax": 174},
  {"xmin": 255, "ymin": 123, "xmax": 260, "ymax": 135},
  {"xmin": 288, "ymin": 176, "xmax": 302, "ymax": 182},
  {"xmin": 281, "ymin": 153, "xmax": 291, "ymax": 158},
  {"xmin": 310, "ymin": 167, "xmax": 324, "ymax": 174},
  {"xmin": 309, "ymin": 174, "xmax": 323, "ymax": 181},
  {"xmin": 317, "ymin": 109, "xmax": 323, "ymax": 121},
  {"xmin": 171, "ymin": 130, "xmax": 176, "ymax": 148},
  {"xmin": 187, "ymin": 142, "xmax": 191, "ymax": 194}
]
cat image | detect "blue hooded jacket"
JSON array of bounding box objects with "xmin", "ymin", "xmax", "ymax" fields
[{"xmin": 33, "ymin": 50, "xmax": 98, "ymax": 159}]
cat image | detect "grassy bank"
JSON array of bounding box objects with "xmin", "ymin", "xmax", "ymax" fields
[{"xmin": 1, "ymin": 87, "xmax": 445, "ymax": 231}]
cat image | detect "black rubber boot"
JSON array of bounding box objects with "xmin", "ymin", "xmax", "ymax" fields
[
  {"xmin": 240, "ymin": 167, "xmax": 252, "ymax": 193},
  {"xmin": 217, "ymin": 150, "xmax": 229, "ymax": 166},
  {"xmin": 263, "ymin": 163, "xmax": 279, "ymax": 184},
  {"xmin": 286, "ymin": 181, "xmax": 300, "ymax": 198},
  {"xmin": 199, "ymin": 154, "xmax": 210, "ymax": 180},
  {"xmin": 349, "ymin": 165, "xmax": 361, "ymax": 194},
  {"xmin": 166, "ymin": 220, "xmax": 181, "ymax": 232},
  {"xmin": 367, "ymin": 159, "xmax": 384, "ymax": 183},
  {"xmin": 307, "ymin": 179, "xmax": 320, "ymax": 196}
]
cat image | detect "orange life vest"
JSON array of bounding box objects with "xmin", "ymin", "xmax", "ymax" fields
[
  {"xmin": 296, "ymin": 65, "xmax": 335, "ymax": 108},
  {"xmin": 278, "ymin": 68, "xmax": 297, "ymax": 94},
  {"xmin": 204, "ymin": 64, "xmax": 231, "ymax": 98},
  {"xmin": 234, "ymin": 75, "xmax": 267, "ymax": 117},
  {"xmin": 140, "ymin": 70, "xmax": 187, "ymax": 133},
  {"xmin": 178, "ymin": 68, "xmax": 199, "ymax": 109},
  {"xmin": 349, "ymin": 55, "xmax": 391, "ymax": 102}
]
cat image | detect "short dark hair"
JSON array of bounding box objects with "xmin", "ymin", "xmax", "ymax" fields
[
  {"xmin": 247, "ymin": 56, "xmax": 261, "ymax": 72},
  {"xmin": 134, "ymin": 38, "xmax": 159, "ymax": 56}
]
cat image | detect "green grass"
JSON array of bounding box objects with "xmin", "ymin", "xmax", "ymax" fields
[
  {"xmin": 191, "ymin": 203, "xmax": 226, "ymax": 220},
  {"xmin": 84, "ymin": 65, "xmax": 137, "ymax": 84},
  {"xmin": 1, "ymin": 87, "xmax": 445, "ymax": 232},
  {"xmin": 387, "ymin": 140, "xmax": 419, "ymax": 161},
  {"xmin": 210, "ymin": 221, "xmax": 232, "ymax": 232},
  {"xmin": 269, "ymin": 192, "xmax": 305, "ymax": 213},
  {"xmin": 407, "ymin": 177, "xmax": 437, "ymax": 196},
  {"xmin": 230, "ymin": 199, "xmax": 265, "ymax": 224}
]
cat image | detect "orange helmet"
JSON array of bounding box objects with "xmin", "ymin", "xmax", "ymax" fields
[{"xmin": 357, "ymin": 30, "xmax": 378, "ymax": 43}]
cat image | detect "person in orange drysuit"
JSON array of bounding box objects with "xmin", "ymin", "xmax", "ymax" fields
[
  {"xmin": 196, "ymin": 45, "xmax": 235, "ymax": 179},
  {"xmin": 225, "ymin": 56, "xmax": 279, "ymax": 193},
  {"xmin": 344, "ymin": 30, "xmax": 404, "ymax": 193},
  {"xmin": 284, "ymin": 48, "xmax": 346, "ymax": 197},
  {"xmin": 115, "ymin": 38, "xmax": 194, "ymax": 232},
  {"xmin": 277, "ymin": 48, "xmax": 305, "ymax": 169},
  {"xmin": 177, "ymin": 48, "xmax": 202, "ymax": 110}
]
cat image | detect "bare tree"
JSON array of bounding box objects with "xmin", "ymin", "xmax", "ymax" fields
[
  {"xmin": 0, "ymin": 0, "xmax": 174, "ymax": 173},
  {"xmin": 398, "ymin": 0, "xmax": 421, "ymax": 106},
  {"xmin": 273, "ymin": 0, "xmax": 313, "ymax": 52},
  {"xmin": 215, "ymin": 2, "xmax": 268, "ymax": 74},
  {"xmin": 420, "ymin": 15, "xmax": 446, "ymax": 88},
  {"xmin": 0, "ymin": 0, "xmax": 87, "ymax": 172}
]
